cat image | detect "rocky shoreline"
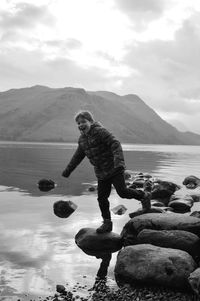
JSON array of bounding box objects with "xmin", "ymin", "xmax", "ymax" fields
[
  {"xmin": 31, "ymin": 173, "xmax": 200, "ymax": 301},
  {"xmin": 22, "ymin": 280, "xmax": 198, "ymax": 301}
]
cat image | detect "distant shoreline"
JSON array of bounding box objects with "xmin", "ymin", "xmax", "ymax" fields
[{"xmin": 1, "ymin": 141, "xmax": 200, "ymax": 153}]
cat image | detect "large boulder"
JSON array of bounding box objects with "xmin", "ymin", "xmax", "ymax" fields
[
  {"xmin": 121, "ymin": 213, "xmax": 200, "ymax": 246},
  {"xmin": 114, "ymin": 244, "xmax": 197, "ymax": 290},
  {"xmin": 75, "ymin": 228, "xmax": 122, "ymax": 256},
  {"xmin": 137, "ymin": 229, "xmax": 200, "ymax": 261}
]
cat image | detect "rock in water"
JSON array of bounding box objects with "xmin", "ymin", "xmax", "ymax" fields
[
  {"xmin": 168, "ymin": 199, "xmax": 193, "ymax": 213},
  {"xmin": 75, "ymin": 227, "xmax": 122, "ymax": 256},
  {"xmin": 37, "ymin": 178, "xmax": 55, "ymax": 191},
  {"xmin": 53, "ymin": 200, "xmax": 77, "ymax": 218},
  {"xmin": 183, "ymin": 175, "xmax": 200, "ymax": 189},
  {"xmin": 151, "ymin": 180, "xmax": 180, "ymax": 200},
  {"xmin": 111, "ymin": 204, "xmax": 127, "ymax": 215}
]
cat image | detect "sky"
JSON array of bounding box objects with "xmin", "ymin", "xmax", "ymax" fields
[{"xmin": 1, "ymin": 0, "xmax": 200, "ymax": 134}]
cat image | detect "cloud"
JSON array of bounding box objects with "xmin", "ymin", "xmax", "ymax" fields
[
  {"xmin": 0, "ymin": 46, "xmax": 116, "ymax": 91},
  {"xmin": 45, "ymin": 38, "xmax": 82, "ymax": 50},
  {"xmin": 122, "ymin": 11, "xmax": 200, "ymax": 114},
  {"xmin": 0, "ymin": 3, "xmax": 55, "ymax": 33},
  {"xmin": 114, "ymin": 0, "xmax": 169, "ymax": 30}
]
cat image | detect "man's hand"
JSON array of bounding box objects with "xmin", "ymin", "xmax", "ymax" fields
[{"xmin": 62, "ymin": 169, "xmax": 70, "ymax": 178}]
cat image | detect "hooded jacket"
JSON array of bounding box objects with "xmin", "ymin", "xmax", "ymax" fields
[{"xmin": 64, "ymin": 122, "xmax": 126, "ymax": 180}]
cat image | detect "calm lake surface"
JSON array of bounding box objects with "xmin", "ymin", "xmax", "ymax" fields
[{"xmin": 1, "ymin": 142, "xmax": 200, "ymax": 300}]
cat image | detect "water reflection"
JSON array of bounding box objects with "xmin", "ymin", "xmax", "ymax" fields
[
  {"xmin": 1, "ymin": 143, "xmax": 200, "ymax": 299},
  {"xmin": 1, "ymin": 142, "xmax": 200, "ymax": 197}
]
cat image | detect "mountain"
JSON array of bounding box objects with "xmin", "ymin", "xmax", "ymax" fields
[{"xmin": 0, "ymin": 85, "xmax": 200, "ymax": 145}]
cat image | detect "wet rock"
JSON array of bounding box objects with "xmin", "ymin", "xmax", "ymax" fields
[
  {"xmin": 168, "ymin": 199, "xmax": 193, "ymax": 213},
  {"xmin": 183, "ymin": 175, "xmax": 200, "ymax": 189},
  {"xmin": 115, "ymin": 244, "xmax": 197, "ymax": 290},
  {"xmin": 88, "ymin": 186, "xmax": 96, "ymax": 192},
  {"xmin": 121, "ymin": 213, "xmax": 200, "ymax": 246},
  {"xmin": 137, "ymin": 229, "xmax": 200, "ymax": 261},
  {"xmin": 151, "ymin": 180, "xmax": 180, "ymax": 201},
  {"xmin": 53, "ymin": 200, "xmax": 77, "ymax": 218},
  {"xmin": 129, "ymin": 207, "xmax": 166, "ymax": 219},
  {"xmin": 75, "ymin": 227, "xmax": 122, "ymax": 256},
  {"xmin": 130, "ymin": 179, "xmax": 145, "ymax": 188},
  {"xmin": 56, "ymin": 284, "xmax": 66, "ymax": 293},
  {"xmin": 111, "ymin": 204, "xmax": 127, "ymax": 215},
  {"xmin": 37, "ymin": 178, "xmax": 55, "ymax": 192},
  {"xmin": 151, "ymin": 200, "xmax": 166, "ymax": 207},
  {"xmin": 190, "ymin": 194, "xmax": 200, "ymax": 202}
]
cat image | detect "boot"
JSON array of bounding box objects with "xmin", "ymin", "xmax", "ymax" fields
[
  {"xmin": 141, "ymin": 191, "xmax": 151, "ymax": 211},
  {"xmin": 141, "ymin": 180, "xmax": 152, "ymax": 211},
  {"xmin": 96, "ymin": 219, "xmax": 113, "ymax": 234}
]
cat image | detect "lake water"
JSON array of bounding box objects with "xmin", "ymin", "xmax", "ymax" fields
[{"xmin": 1, "ymin": 142, "xmax": 200, "ymax": 300}]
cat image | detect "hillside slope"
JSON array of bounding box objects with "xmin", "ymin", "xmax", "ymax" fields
[{"xmin": 0, "ymin": 85, "xmax": 200, "ymax": 145}]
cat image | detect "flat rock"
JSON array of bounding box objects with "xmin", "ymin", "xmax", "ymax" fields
[
  {"xmin": 137, "ymin": 229, "xmax": 200, "ymax": 261},
  {"xmin": 75, "ymin": 227, "xmax": 122, "ymax": 256},
  {"xmin": 121, "ymin": 213, "xmax": 200, "ymax": 246},
  {"xmin": 115, "ymin": 244, "xmax": 197, "ymax": 290},
  {"xmin": 129, "ymin": 207, "xmax": 167, "ymax": 219},
  {"xmin": 168, "ymin": 199, "xmax": 193, "ymax": 213}
]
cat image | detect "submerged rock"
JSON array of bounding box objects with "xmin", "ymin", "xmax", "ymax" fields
[
  {"xmin": 115, "ymin": 244, "xmax": 197, "ymax": 290},
  {"xmin": 53, "ymin": 200, "xmax": 77, "ymax": 218}
]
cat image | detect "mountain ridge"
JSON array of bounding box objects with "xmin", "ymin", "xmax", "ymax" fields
[{"xmin": 0, "ymin": 85, "xmax": 200, "ymax": 145}]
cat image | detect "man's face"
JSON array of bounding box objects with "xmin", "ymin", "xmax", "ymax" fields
[{"xmin": 76, "ymin": 117, "xmax": 93, "ymax": 135}]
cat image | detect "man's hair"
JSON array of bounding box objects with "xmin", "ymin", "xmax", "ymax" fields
[{"xmin": 74, "ymin": 110, "xmax": 94, "ymax": 123}]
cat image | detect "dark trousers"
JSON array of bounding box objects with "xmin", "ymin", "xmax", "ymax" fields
[{"xmin": 97, "ymin": 172, "xmax": 144, "ymax": 220}]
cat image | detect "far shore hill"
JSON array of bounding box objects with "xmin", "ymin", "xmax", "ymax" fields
[{"xmin": 1, "ymin": 85, "xmax": 200, "ymax": 145}]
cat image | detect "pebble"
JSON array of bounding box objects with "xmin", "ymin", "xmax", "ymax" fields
[{"xmin": 25, "ymin": 281, "xmax": 198, "ymax": 301}]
